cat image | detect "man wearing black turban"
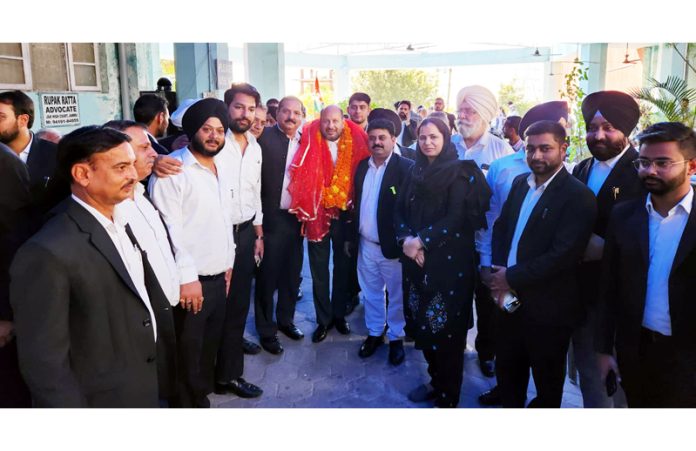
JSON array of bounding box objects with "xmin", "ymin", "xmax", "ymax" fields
[
  {"xmin": 150, "ymin": 97, "xmax": 264, "ymax": 406},
  {"xmin": 570, "ymin": 90, "xmax": 644, "ymax": 408}
]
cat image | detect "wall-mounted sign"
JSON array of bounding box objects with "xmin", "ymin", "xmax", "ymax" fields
[
  {"xmin": 216, "ymin": 60, "xmax": 234, "ymax": 90},
  {"xmin": 40, "ymin": 93, "xmax": 80, "ymax": 127}
]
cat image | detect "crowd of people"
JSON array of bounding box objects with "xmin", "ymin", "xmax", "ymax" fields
[{"xmin": 1, "ymin": 80, "xmax": 695, "ymax": 409}]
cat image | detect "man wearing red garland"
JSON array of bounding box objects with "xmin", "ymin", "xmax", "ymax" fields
[{"xmin": 288, "ymin": 105, "xmax": 370, "ymax": 343}]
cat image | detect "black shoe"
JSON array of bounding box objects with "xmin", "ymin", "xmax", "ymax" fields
[
  {"xmin": 478, "ymin": 385, "xmax": 502, "ymax": 406},
  {"xmin": 479, "ymin": 359, "xmax": 495, "ymax": 378},
  {"xmin": 228, "ymin": 378, "xmax": 263, "ymax": 399},
  {"xmin": 260, "ymin": 336, "xmax": 284, "ymax": 355},
  {"xmin": 312, "ymin": 324, "xmax": 331, "ymax": 343},
  {"xmin": 408, "ymin": 384, "xmax": 437, "ymax": 403},
  {"xmin": 388, "ymin": 339, "xmax": 405, "ymax": 366},
  {"xmin": 334, "ymin": 318, "xmax": 351, "ymax": 335},
  {"xmin": 243, "ymin": 338, "xmax": 262, "ymax": 355},
  {"xmin": 358, "ymin": 335, "xmax": 383, "ymax": 358},
  {"xmin": 279, "ymin": 323, "xmax": 304, "ymax": 340}
]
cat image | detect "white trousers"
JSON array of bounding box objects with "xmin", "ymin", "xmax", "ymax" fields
[{"xmin": 357, "ymin": 237, "xmax": 405, "ymax": 341}]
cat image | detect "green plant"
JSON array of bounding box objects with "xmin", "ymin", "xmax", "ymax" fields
[
  {"xmin": 630, "ymin": 76, "xmax": 696, "ymax": 128},
  {"xmin": 559, "ymin": 62, "xmax": 589, "ymax": 162}
]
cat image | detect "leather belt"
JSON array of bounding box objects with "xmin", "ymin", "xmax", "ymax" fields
[
  {"xmin": 233, "ymin": 216, "xmax": 254, "ymax": 233},
  {"xmin": 199, "ymin": 272, "xmax": 226, "ymax": 281}
]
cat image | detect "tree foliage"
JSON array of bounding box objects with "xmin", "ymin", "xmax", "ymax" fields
[
  {"xmin": 630, "ymin": 76, "xmax": 696, "ymax": 128},
  {"xmin": 559, "ymin": 62, "xmax": 590, "ymax": 162},
  {"xmin": 497, "ymin": 81, "xmax": 533, "ymax": 116},
  {"xmin": 351, "ymin": 70, "xmax": 438, "ymax": 109}
]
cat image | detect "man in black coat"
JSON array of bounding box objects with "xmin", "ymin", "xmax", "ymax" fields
[
  {"xmin": 254, "ymin": 97, "xmax": 306, "ymax": 349},
  {"xmin": 396, "ymin": 100, "xmax": 418, "ymax": 148},
  {"xmin": 10, "ymin": 126, "xmax": 174, "ymax": 407},
  {"xmin": 596, "ymin": 122, "xmax": 696, "ymax": 408},
  {"xmin": 345, "ymin": 119, "xmax": 413, "ymax": 365},
  {"xmin": 0, "ymin": 90, "xmax": 58, "ymax": 213},
  {"xmin": 0, "ymin": 144, "xmax": 32, "ymax": 407},
  {"xmin": 489, "ymin": 121, "xmax": 596, "ymax": 408},
  {"xmin": 133, "ymin": 93, "xmax": 171, "ymax": 155},
  {"xmin": 570, "ymin": 90, "xmax": 644, "ymax": 408}
]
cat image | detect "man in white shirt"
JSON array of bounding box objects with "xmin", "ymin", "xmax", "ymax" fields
[
  {"xmin": 10, "ymin": 126, "xmax": 171, "ymax": 407},
  {"xmin": 214, "ymin": 84, "xmax": 270, "ymax": 391},
  {"xmin": 150, "ymin": 98, "xmax": 261, "ymax": 406},
  {"xmin": 597, "ymin": 122, "xmax": 696, "ymax": 407},
  {"xmin": 104, "ymin": 120, "xmax": 180, "ymax": 405},
  {"xmin": 451, "ymin": 85, "xmax": 513, "ymax": 380},
  {"xmin": 488, "ymin": 121, "xmax": 596, "ymax": 407},
  {"xmin": 452, "ymin": 85, "xmax": 513, "ymax": 173}
]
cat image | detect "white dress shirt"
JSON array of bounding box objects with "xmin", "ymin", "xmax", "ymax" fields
[
  {"xmin": 643, "ymin": 189, "xmax": 693, "ymax": 335},
  {"xmin": 586, "ymin": 145, "xmax": 630, "ymax": 195},
  {"xmin": 280, "ymin": 127, "xmax": 302, "ymax": 210},
  {"xmin": 149, "ymin": 147, "xmax": 236, "ymax": 284},
  {"xmin": 222, "ymin": 130, "xmax": 263, "ymax": 226},
  {"xmin": 327, "ymin": 140, "xmax": 339, "ymax": 164},
  {"xmin": 119, "ymin": 184, "xmax": 180, "ymax": 306},
  {"xmin": 476, "ymin": 149, "xmax": 530, "ymax": 267},
  {"xmin": 18, "ymin": 134, "xmax": 33, "ymax": 164},
  {"xmin": 359, "ymin": 153, "xmax": 393, "ymax": 245},
  {"xmin": 511, "ymin": 139, "xmax": 526, "ymax": 153},
  {"xmin": 452, "ymin": 132, "xmax": 514, "ymax": 174},
  {"xmin": 506, "ymin": 166, "xmax": 564, "ymax": 267},
  {"xmin": 71, "ymin": 194, "xmax": 157, "ymax": 340}
]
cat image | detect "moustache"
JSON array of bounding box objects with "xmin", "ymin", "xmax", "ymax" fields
[{"xmin": 285, "ymin": 119, "xmax": 297, "ymax": 124}]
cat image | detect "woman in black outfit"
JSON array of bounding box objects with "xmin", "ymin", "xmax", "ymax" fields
[{"xmin": 395, "ymin": 117, "xmax": 490, "ymax": 407}]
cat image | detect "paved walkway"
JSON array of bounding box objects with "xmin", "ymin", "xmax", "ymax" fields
[{"xmin": 211, "ymin": 245, "xmax": 583, "ymax": 408}]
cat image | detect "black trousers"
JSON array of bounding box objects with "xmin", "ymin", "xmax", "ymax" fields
[
  {"xmin": 216, "ymin": 219, "xmax": 255, "ymax": 383},
  {"xmin": 422, "ymin": 337, "xmax": 466, "ymax": 408},
  {"xmin": 473, "ymin": 267, "xmax": 496, "ymax": 362},
  {"xmin": 0, "ymin": 340, "xmax": 31, "ymax": 407},
  {"xmin": 308, "ymin": 219, "xmax": 350, "ymax": 327},
  {"xmin": 175, "ymin": 276, "xmax": 226, "ymax": 408},
  {"xmin": 619, "ymin": 329, "xmax": 696, "ymax": 408},
  {"xmin": 254, "ymin": 212, "xmax": 303, "ymax": 339},
  {"xmin": 495, "ymin": 311, "xmax": 573, "ymax": 408}
]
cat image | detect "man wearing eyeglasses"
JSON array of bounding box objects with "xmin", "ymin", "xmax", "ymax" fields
[
  {"xmin": 597, "ymin": 122, "xmax": 696, "ymax": 407},
  {"xmin": 568, "ymin": 91, "xmax": 645, "ymax": 408}
]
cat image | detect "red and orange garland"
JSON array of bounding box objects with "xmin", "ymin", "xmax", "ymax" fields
[{"xmin": 288, "ymin": 118, "xmax": 370, "ymax": 241}]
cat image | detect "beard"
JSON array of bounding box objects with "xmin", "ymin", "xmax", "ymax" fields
[
  {"xmin": 457, "ymin": 117, "xmax": 484, "ymax": 139},
  {"xmin": 587, "ymin": 136, "xmax": 626, "ymax": 161},
  {"xmin": 190, "ymin": 134, "xmax": 225, "ymax": 157},
  {"xmin": 230, "ymin": 117, "xmax": 252, "ymax": 134},
  {"xmin": 398, "ymin": 111, "xmax": 408, "ymax": 120},
  {"xmin": 0, "ymin": 122, "xmax": 20, "ymax": 144},
  {"xmin": 641, "ymin": 172, "xmax": 687, "ymax": 195}
]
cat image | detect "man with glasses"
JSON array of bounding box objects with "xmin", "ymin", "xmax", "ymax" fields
[
  {"xmin": 453, "ymin": 85, "xmax": 513, "ymax": 381},
  {"xmin": 596, "ymin": 122, "xmax": 696, "ymax": 407},
  {"xmin": 570, "ymin": 91, "xmax": 644, "ymax": 408}
]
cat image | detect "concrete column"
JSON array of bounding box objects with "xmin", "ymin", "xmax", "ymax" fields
[
  {"xmin": 658, "ymin": 43, "xmax": 688, "ymax": 81},
  {"xmin": 580, "ymin": 43, "xmax": 608, "ymax": 95},
  {"xmin": 174, "ymin": 43, "xmax": 228, "ymax": 101},
  {"xmin": 334, "ymin": 62, "xmax": 351, "ymax": 102},
  {"xmin": 244, "ymin": 43, "xmax": 285, "ymax": 101}
]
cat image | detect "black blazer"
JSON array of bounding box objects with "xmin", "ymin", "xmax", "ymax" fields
[
  {"xmin": 397, "ymin": 144, "xmax": 417, "ymax": 161},
  {"xmin": 149, "ymin": 133, "xmax": 170, "ymax": 155},
  {"xmin": 10, "ymin": 198, "xmax": 166, "ymax": 407},
  {"xmin": 348, "ymin": 153, "xmax": 413, "ymax": 259},
  {"xmin": 572, "ymin": 146, "xmax": 644, "ymax": 238},
  {"xmin": 596, "ymin": 192, "xmax": 696, "ymax": 366},
  {"xmin": 400, "ymin": 119, "xmax": 418, "ymax": 148},
  {"xmin": 0, "ymin": 146, "xmax": 31, "ymax": 321},
  {"xmin": 258, "ymin": 125, "xmax": 293, "ymax": 232},
  {"xmin": 492, "ymin": 168, "xmax": 597, "ymax": 327},
  {"xmin": 26, "ymin": 136, "xmax": 58, "ymax": 208}
]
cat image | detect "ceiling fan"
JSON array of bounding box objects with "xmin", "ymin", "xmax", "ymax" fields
[
  {"xmin": 406, "ymin": 43, "xmax": 436, "ymax": 52},
  {"xmin": 532, "ymin": 46, "xmax": 562, "ymax": 57}
]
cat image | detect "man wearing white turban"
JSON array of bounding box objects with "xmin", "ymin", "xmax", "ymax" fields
[
  {"xmin": 452, "ymin": 85, "xmax": 513, "ymax": 174},
  {"xmin": 451, "ymin": 85, "xmax": 514, "ymax": 382}
]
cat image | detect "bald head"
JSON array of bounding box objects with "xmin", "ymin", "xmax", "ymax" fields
[{"xmin": 320, "ymin": 105, "xmax": 344, "ymax": 142}]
